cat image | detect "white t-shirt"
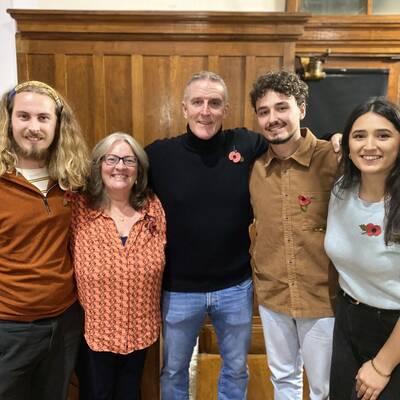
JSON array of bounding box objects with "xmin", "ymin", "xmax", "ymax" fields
[
  {"xmin": 16, "ymin": 167, "xmax": 50, "ymax": 196},
  {"xmin": 325, "ymin": 184, "xmax": 400, "ymax": 309}
]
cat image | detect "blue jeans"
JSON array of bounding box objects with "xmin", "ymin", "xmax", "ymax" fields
[{"xmin": 160, "ymin": 279, "xmax": 253, "ymax": 400}]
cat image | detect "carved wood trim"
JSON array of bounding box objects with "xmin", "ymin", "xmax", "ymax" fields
[
  {"xmin": 298, "ymin": 15, "xmax": 400, "ymax": 55},
  {"xmin": 8, "ymin": 9, "xmax": 310, "ymax": 42}
]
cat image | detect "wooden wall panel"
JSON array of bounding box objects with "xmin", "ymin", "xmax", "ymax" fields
[
  {"xmin": 104, "ymin": 56, "xmax": 132, "ymax": 139},
  {"xmin": 17, "ymin": 39, "xmax": 295, "ymax": 58},
  {"xmin": 65, "ymin": 55, "xmax": 96, "ymax": 148},
  {"xmin": 92, "ymin": 55, "xmax": 106, "ymax": 146},
  {"xmin": 219, "ymin": 56, "xmax": 246, "ymax": 128},
  {"xmin": 282, "ymin": 42, "xmax": 296, "ymax": 70},
  {"xmin": 131, "ymin": 55, "xmax": 144, "ymax": 145},
  {"xmin": 142, "ymin": 56, "xmax": 172, "ymax": 144},
  {"xmin": 54, "ymin": 54, "xmax": 67, "ymax": 96},
  {"xmin": 16, "ymin": 52, "xmax": 28, "ymax": 83},
  {"xmin": 27, "ymin": 54, "xmax": 55, "ymax": 87}
]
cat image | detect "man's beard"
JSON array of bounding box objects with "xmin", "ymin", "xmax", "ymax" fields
[
  {"xmin": 267, "ymin": 128, "xmax": 296, "ymax": 145},
  {"xmin": 11, "ymin": 136, "xmax": 50, "ymax": 162}
]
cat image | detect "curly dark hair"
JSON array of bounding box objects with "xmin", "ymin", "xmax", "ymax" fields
[
  {"xmin": 336, "ymin": 97, "xmax": 400, "ymax": 245},
  {"xmin": 249, "ymin": 71, "xmax": 308, "ymax": 111}
]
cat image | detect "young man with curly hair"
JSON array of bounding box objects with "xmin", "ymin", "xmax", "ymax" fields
[{"xmin": 249, "ymin": 71, "xmax": 338, "ymax": 400}]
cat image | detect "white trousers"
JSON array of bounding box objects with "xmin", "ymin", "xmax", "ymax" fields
[{"xmin": 259, "ymin": 305, "xmax": 334, "ymax": 400}]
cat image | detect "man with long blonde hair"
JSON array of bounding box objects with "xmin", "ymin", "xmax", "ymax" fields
[{"xmin": 0, "ymin": 80, "xmax": 89, "ymax": 400}]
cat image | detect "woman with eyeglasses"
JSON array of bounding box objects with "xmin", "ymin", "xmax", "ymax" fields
[
  {"xmin": 70, "ymin": 132, "xmax": 166, "ymax": 400},
  {"xmin": 325, "ymin": 98, "xmax": 400, "ymax": 400}
]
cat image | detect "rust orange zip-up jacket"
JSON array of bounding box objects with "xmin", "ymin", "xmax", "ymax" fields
[{"xmin": 0, "ymin": 172, "xmax": 76, "ymax": 321}]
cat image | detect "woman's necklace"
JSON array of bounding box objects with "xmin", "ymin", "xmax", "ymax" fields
[{"xmin": 110, "ymin": 205, "xmax": 132, "ymax": 223}]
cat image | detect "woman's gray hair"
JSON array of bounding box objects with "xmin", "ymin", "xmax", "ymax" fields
[{"xmin": 86, "ymin": 132, "xmax": 150, "ymax": 210}]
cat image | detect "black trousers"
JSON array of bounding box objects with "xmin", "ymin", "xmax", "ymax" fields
[
  {"xmin": 0, "ymin": 301, "xmax": 83, "ymax": 400},
  {"xmin": 77, "ymin": 336, "xmax": 148, "ymax": 400},
  {"xmin": 330, "ymin": 293, "xmax": 400, "ymax": 399}
]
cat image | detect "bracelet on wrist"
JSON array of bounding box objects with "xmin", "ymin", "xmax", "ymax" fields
[{"xmin": 370, "ymin": 358, "xmax": 391, "ymax": 378}]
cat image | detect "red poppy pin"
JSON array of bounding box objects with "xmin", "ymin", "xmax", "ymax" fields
[
  {"xmin": 63, "ymin": 190, "xmax": 75, "ymax": 206},
  {"xmin": 298, "ymin": 195, "xmax": 312, "ymax": 212},
  {"xmin": 359, "ymin": 223, "xmax": 382, "ymax": 237},
  {"xmin": 146, "ymin": 216, "xmax": 157, "ymax": 235},
  {"xmin": 228, "ymin": 149, "xmax": 244, "ymax": 163}
]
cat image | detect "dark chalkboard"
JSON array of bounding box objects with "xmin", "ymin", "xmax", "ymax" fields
[{"xmin": 301, "ymin": 68, "xmax": 388, "ymax": 138}]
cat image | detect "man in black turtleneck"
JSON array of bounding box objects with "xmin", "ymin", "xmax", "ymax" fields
[{"xmin": 146, "ymin": 71, "xmax": 267, "ymax": 400}]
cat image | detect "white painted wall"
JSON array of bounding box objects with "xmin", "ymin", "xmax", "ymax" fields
[
  {"xmin": 0, "ymin": 0, "xmax": 38, "ymax": 94},
  {"xmin": 0, "ymin": 0, "xmax": 286, "ymax": 95},
  {"xmin": 36, "ymin": 0, "xmax": 285, "ymax": 11}
]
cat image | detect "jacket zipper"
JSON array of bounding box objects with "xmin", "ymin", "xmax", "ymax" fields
[
  {"xmin": 42, "ymin": 196, "xmax": 51, "ymax": 213},
  {"xmin": 42, "ymin": 183, "xmax": 58, "ymax": 214}
]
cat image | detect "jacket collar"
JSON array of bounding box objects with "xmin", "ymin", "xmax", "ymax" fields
[
  {"xmin": 263, "ymin": 128, "xmax": 317, "ymax": 168},
  {"xmin": 1, "ymin": 171, "xmax": 58, "ymax": 193}
]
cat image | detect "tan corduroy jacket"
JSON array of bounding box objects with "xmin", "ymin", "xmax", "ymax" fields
[{"xmin": 250, "ymin": 128, "xmax": 338, "ymax": 318}]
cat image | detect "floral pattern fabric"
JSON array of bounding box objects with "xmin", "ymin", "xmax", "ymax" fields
[{"xmin": 70, "ymin": 194, "xmax": 166, "ymax": 354}]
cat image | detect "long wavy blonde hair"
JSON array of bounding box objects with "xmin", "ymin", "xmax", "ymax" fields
[{"xmin": 0, "ymin": 81, "xmax": 89, "ymax": 190}]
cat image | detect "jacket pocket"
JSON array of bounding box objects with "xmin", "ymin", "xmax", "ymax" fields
[{"xmin": 299, "ymin": 191, "xmax": 330, "ymax": 231}]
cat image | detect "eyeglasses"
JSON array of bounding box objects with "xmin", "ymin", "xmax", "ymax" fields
[{"xmin": 102, "ymin": 154, "xmax": 138, "ymax": 167}]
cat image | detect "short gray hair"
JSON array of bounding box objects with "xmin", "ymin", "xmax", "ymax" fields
[
  {"xmin": 183, "ymin": 71, "xmax": 229, "ymax": 102},
  {"xmin": 86, "ymin": 132, "xmax": 149, "ymax": 210}
]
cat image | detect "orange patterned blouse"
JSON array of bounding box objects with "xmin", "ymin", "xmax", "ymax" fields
[{"xmin": 70, "ymin": 194, "xmax": 166, "ymax": 354}]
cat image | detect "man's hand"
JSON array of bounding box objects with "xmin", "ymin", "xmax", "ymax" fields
[{"xmin": 330, "ymin": 133, "xmax": 342, "ymax": 154}]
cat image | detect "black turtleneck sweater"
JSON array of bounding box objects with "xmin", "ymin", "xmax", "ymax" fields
[{"xmin": 146, "ymin": 127, "xmax": 267, "ymax": 292}]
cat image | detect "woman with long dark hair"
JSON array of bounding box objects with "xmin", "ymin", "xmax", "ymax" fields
[{"xmin": 325, "ymin": 97, "xmax": 400, "ymax": 400}]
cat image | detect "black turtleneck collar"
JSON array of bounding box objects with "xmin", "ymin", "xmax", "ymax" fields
[{"xmin": 183, "ymin": 125, "xmax": 225, "ymax": 153}]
